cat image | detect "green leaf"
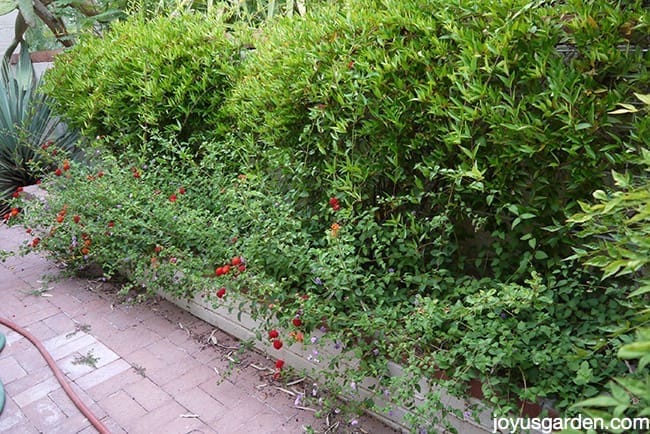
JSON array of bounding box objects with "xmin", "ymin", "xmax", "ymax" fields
[
  {"xmin": 573, "ymin": 395, "xmax": 621, "ymax": 408},
  {"xmin": 16, "ymin": 0, "xmax": 36, "ymax": 27},
  {"xmin": 0, "ymin": 0, "xmax": 16, "ymax": 16},
  {"xmin": 618, "ymin": 341, "xmax": 650, "ymax": 359},
  {"xmin": 634, "ymin": 93, "xmax": 650, "ymax": 106}
]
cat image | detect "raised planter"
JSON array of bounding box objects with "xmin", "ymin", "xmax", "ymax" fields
[{"xmin": 156, "ymin": 289, "xmax": 521, "ymax": 433}]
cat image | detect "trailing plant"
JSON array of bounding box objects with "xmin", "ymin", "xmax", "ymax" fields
[{"xmin": 0, "ymin": 43, "xmax": 79, "ymax": 216}]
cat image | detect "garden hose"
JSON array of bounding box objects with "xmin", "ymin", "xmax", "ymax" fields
[{"xmin": 0, "ymin": 317, "xmax": 110, "ymax": 434}]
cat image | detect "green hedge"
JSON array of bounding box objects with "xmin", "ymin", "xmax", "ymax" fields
[
  {"xmin": 42, "ymin": 13, "xmax": 241, "ymax": 158},
  {"xmin": 227, "ymin": 0, "xmax": 650, "ymax": 279}
]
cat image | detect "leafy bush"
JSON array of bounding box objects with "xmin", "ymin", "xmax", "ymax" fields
[
  {"xmin": 0, "ymin": 44, "xmax": 79, "ymax": 215},
  {"xmin": 227, "ymin": 0, "xmax": 650, "ymax": 279},
  {"xmin": 42, "ymin": 12, "xmax": 241, "ymax": 158},
  {"xmin": 566, "ymin": 94, "xmax": 649, "ymax": 433}
]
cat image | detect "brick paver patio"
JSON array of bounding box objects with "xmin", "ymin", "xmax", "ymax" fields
[{"xmin": 0, "ymin": 224, "xmax": 394, "ymax": 433}]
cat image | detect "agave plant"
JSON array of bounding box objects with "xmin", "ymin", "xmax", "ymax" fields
[{"xmin": 0, "ymin": 42, "xmax": 80, "ymax": 213}]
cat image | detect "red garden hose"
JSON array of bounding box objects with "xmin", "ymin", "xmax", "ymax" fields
[{"xmin": 0, "ymin": 317, "xmax": 110, "ymax": 434}]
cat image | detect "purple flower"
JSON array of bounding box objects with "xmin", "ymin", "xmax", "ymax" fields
[
  {"xmin": 334, "ymin": 340, "xmax": 342, "ymax": 350},
  {"xmin": 373, "ymin": 348, "xmax": 380, "ymax": 356},
  {"xmin": 350, "ymin": 419, "xmax": 358, "ymax": 426},
  {"xmin": 313, "ymin": 277, "xmax": 323, "ymax": 285},
  {"xmin": 310, "ymin": 336, "xmax": 318, "ymax": 344}
]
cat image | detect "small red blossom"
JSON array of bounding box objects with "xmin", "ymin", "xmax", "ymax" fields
[
  {"xmin": 97, "ymin": 171, "xmax": 104, "ymax": 178},
  {"xmin": 25, "ymin": 228, "xmax": 32, "ymax": 234},
  {"xmin": 81, "ymin": 247, "xmax": 90, "ymax": 255},
  {"xmin": 273, "ymin": 340, "xmax": 283, "ymax": 350},
  {"xmin": 231, "ymin": 256, "xmax": 242, "ymax": 266},
  {"xmin": 12, "ymin": 191, "xmax": 19, "ymax": 198},
  {"xmin": 132, "ymin": 168, "xmax": 141, "ymax": 179},
  {"xmin": 87, "ymin": 175, "xmax": 95, "ymax": 181},
  {"xmin": 268, "ymin": 329, "xmax": 279, "ymax": 339},
  {"xmin": 216, "ymin": 287, "xmax": 226, "ymax": 298},
  {"xmin": 292, "ymin": 317, "xmax": 302, "ymax": 327},
  {"xmin": 56, "ymin": 215, "xmax": 64, "ymax": 223},
  {"xmin": 169, "ymin": 257, "xmax": 178, "ymax": 264},
  {"xmin": 238, "ymin": 264, "xmax": 246, "ymax": 273},
  {"xmin": 73, "ymin": 215, "xmax": 81, "ymax": 224},
  {"xmin": 62, "ymin": 160, "xmax": 70, "ymax": 171},
  {"xmin": 10, "ymin": 208, "xmax": 19, "ymax": 218},
  {"xmin": 107, "ymin": 221, "xmax": 115, "ymax": 228},
  {"xmin": 222, "ymin": 265, "xmax": 231, "ymax": 274},
  {"xmin": 31, "ymin": 237, "xmax": 40, "ymax": 247},
  {"xmin": 216, "ymin": 266, "xmax": 225, "ymax": 276},
  {"xmin": 169, "ymin": 193, "xmax": 177, "ymax": 203},
  {"xmin": 275, "ymin": 359, "xmax": 285, "ymax": 369},
  {"xmin": 178, "ymin": 187, "xmax": 186, "ymax": 195},
  {"xmin": 54, "ymin": 168, "xmax": 62, "ymax": 176},
  {"xmin": 329, "ymin": 197, "xmax": 341, "ymax": 211},
  {"xmin": 16, "ymin": 186, "xmax": 23, "ymax": 192},
  {"xmin": 154, "ymin": 245, "xmax": 162, "ymax": 253}
]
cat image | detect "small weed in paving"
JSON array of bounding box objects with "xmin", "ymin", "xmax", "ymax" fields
[
  {"xmin": 72, "ymin": 349, "xmax": 99, "ymax": 368},
  {"xmin": 132, "ymin": 363, "xmax": 146, "ymax": 377},
  {"xmin": 66, "ymin": 323, "xmax": 91, "ymax": 338}
]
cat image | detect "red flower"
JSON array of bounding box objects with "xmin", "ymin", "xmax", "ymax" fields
[
  {"xmin": 3, "ymin": 213, "xmax": 9, "ymax": 221},
  {"xmin": 231, "ymin": 256, "xmax": 242, "ymax": 266},
  {"xmin": 16, "ymin": 186, "xmax": 23, "ymax": 192},
  {"xmin": 10, "ymin": 208, "xmax": 19, "ymax": 218},
  {"xmin": 178, "ymin": 187, "xmax": 186, "ymax": 195},
  {"xmin": 329, "ymin": 197, "xmax": 341, "ymax": 211},
  {"xmin": 292, "ymin": 317, "xmax": 302, "ymax": 327},
  {"xmin": 216, "ymin": 287, "xmax": 226, "ymax": 298},
  {"xmin": 238, "ymin": 264, "xmax": 246, "ymax": 273},
  {"xmin": 54, "ymin": 168, "xmax": 62, "ymax": 176},
  {"xmin": 275, "ymin": 359, "xmax": 285, "ymax": 369},
  {"xmin": 97, "ymin": 171, "xmax": 104, "ymax": 178},
  {"xmin": 73, "ymin": 215, "xmax": 80, "ymax": 224},
  {"xmin": 107, "ymin": 221, "xmax": 115, "ymax": 228},
  {"xmin": 12, "ymin": 191, "xmax": 19, "ymax": 198},
  {"xmin": 268, "ymin": 329, "xmax": 279, "ymax": 339},
  {"xmin": 216, "ymin": 266, "xmax": 226, "ymax": 276},
  {"xmin": 56, "ymin": 215, "xmax": 64, "ymax": 223},
  {"xmin": 273, "ymin": 340, "xmax": 283, "ymax": 350},
  {"xmin": 62, "ymin": 160, "xmax": 70, "ymax": 171},
  {"xmin": 132, "ymin": 168, "xmax": 141, "ymax": 178},
  {"xmin": 25, "ymin": 228, "xmax": 32, "ymax": 234},
  {"xmin": 222, "ymin": 265, "xmax": 231, "ymax": 275},
  {"xmin": 154, "ymin": 245, "xmax": 162, "ymax": 253},
  {"xmin": 169, "ymin": 193, "xmax": 177, "ymax": 202},
  {"xmin": 31, "ymin": 237, "xmax": 40, "ymax": 247}
]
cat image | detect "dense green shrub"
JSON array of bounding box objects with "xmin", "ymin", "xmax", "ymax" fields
[
  {"xmin": 227, "ymin": 0, "xmax": 650, "ymax": 279},
  {"xmin": 42, "ymin": 12, "xmax": 241, "ymax": 158}
]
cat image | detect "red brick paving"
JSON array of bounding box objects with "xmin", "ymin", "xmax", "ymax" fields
[{"xmin": 0, "ymin": 224, "xmax": 397, "ymax": 433}]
